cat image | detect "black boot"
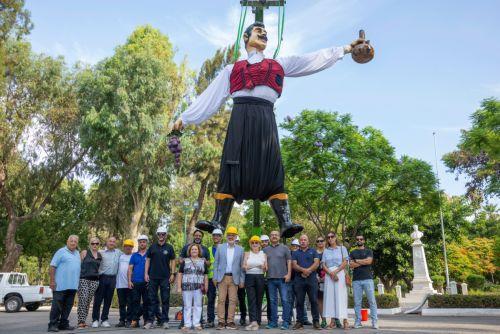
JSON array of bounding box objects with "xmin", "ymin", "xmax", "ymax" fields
[
  {"xmin": 196, "ymin": 194, "xmax": 235, "ymax": 233},
  {"xmin": 269, "ymin": 196, "xmax": 303, "ymax": 238}
]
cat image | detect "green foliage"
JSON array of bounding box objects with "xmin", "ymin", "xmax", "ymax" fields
[
  {"xmin": 467, "ymin": 204, "xmax": 499, "ymax": 238},
  {"xmin": 466, "ymin": 274, "xmax": 486, "ymax": 290},
  {"xmin": 443, "ymin": 98, "xmax": 500, "ymax": 201},
  {"xmin": 428, "ymin": 294, "xmax": 500, "ymax": 308},
  {"xmin": 348, "ymin": 294, "xmax": 399, "ymax": 309},
  {"xmin": 432, "ymin": 275, "xmax": 445, "ymax": 288},
  {"xmin": 78, "ymin": 25, "xmax": 187, "ymax": 238},
  {"xmin": 447, "ymin": 237, "xmax": 496, "ymax": 282},
  {"xmin": 0, "ymin": 0, "xmax": 33, "ymax": 41}
]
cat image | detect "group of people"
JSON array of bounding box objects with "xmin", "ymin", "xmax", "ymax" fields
[{"xmin": 47, "ymin": 227, "xmax": 378, "ymax": 332}]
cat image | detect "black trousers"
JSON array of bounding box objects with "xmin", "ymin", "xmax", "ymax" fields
[
  {"xmin": 48, "ymin": 289, "xmax": 76, "ymax": 329},
  {"xmin": 245, "ymin": 274, "xmax": 265, "ymax": 324},
  {"xmin": 207, "ymin": 278, "xmax": 217, "ymax": 323},
  {"xmin": 92, "ymin": 275, "xmax": 116, "ymax": 322},
  {"xmin": 294, "ymin": 276, "xmax": 319, "ymax": 323},
  {"xmin": 148, "ymin": 278, "xmax": 170, "ymax": 323},
  {"xmin": 218, "ymin": 97, "xmax": 285, "ymax": 203},
  {"xmin": 131, "ymin": 281, "xmax": 149, "ymax": 322},
  {"xmin": 117, "ymin": 288, "xmax": 133, "ymax": 322}
]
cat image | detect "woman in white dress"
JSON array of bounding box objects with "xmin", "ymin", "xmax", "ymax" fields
[{"xmin": 322, "ymin": 232, "xmax": 349, "ymax": 329}]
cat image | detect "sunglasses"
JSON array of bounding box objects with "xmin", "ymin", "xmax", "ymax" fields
[
  {"xmin": 91, "ymin": 242, "xmax": 100, "ymax": 245},
  {"xmin": 157, "ymin": 233, "xmax": 167, "ymax": 236},
  {"xmin": 356, "ymin": 238, "xmax": 364, "ymax": 241},
  {"xmin": 251, "ymin": 242, "xmax": 260, "ymax": 245},
  {"xmin": 327, "ymin": 235, "xmax": 336, "ymax": 239},
  {"xmin": 316, "ymin": 239, "xmax": 325, "ymax": 243}
]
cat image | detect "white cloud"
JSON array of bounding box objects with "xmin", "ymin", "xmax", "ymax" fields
[{"xmin": 187, "ymin": 0, "xmax": 366, "ymax": 59}]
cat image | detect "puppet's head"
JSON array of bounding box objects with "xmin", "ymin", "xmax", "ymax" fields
[{"xmin": 243, "ymin": 22, "xmax": 267, "ymax": 53}]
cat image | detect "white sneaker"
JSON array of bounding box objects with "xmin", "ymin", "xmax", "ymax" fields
[
  {"xmin": 91, "ymin": 321, "xmax": 99, "ymax": 328},
  {"xmin": 353, "ymin": 323, "xmax": 362, "ymax": 329},
  {"xmin": 162, "ymin": 322, "xmax": 170, "ymax": 329},
  {"xmin": 143, "ymin": 322, "xmax": 155, "ymax": 329},
  {"xmin": 372, "ymin": 322, "xmax": 379, "ymax": 329},
  {"xmin": 101, "ymin": 320, "xmax": 111, "ymax": 328}
]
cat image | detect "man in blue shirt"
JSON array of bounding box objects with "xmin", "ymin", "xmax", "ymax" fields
[
  {"xmin": 292, "ymin": 234, "xmax": 321, "ymax": 330},
  {"xmin": 48, "ymin": 235, "xmax": 81, "ymax": 332},
  {"xmin": 128, "ymin": 235, "xmax": 149, "ymax": 328}
]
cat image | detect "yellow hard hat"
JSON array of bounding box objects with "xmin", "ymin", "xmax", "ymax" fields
[
  {"xmin": 123, "ymin": 239, "xmax": 134, "ymax": 247},
  {"xmin": 226, "ymin": 226, "xmax": 238, "ymax": 235},
  {"xmin": 249, "ymin": 235, "xmax": 261, "ymax": 244}
]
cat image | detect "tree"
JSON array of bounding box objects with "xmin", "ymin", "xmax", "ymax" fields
[
  {"xmin": 280, "ymin": 110, "xmax": 438, "ymax": 240},
  {"xmin": 16, "ymin": 179, "xmax": 89, "ymax": 282},
  {"xmin": 179, "ymin": 46, "xmax": 236, "ymax": 240},
  {"xmin": 0, "ymin": 0, "xmax": 33, "ymax": 41},
  {"xmin": 443, "ymin": 98, "xmax": 500, "ymax": 201},
  {"xmin": 78, "ymin": 25, "xmax": 187, "ymax": 240},
  {"xmin": 0, "ymin": 39, "xmax": 85, "ymax": 271},
  {"xmin": 447, "ymin": 237, "xmax": 496, "ymax": 282}
]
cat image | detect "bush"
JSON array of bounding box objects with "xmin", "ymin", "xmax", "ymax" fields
[
  {"xmin": 428, "ymin": 294, "xmax": 500, "ymax": 308},
  {"xmin": 483, "ymin": 282, "xmax": 500, "ymax": 293},
  {"xmin": 466, "ymin": 274, "xmax": 486, "ymax": 290},
  {"xmin": 348, "ymin": 294, "xmax": 399, "ymax": 309},
  {"xmin": 431, "ymin": 275, "xmax": 445, "ymax": 292}
]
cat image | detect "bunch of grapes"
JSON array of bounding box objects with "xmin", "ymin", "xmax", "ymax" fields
[{"xmin": 168, "ymin": 135, "xmax": 182, "ymax": 167}]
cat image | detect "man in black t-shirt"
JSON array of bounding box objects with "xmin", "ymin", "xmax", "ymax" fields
[
  {"xmin": 349, "ymin": 235, "xmax": 378, "ymax": 330},
  {"xmin": 144, "ymin": 226, "xmax": 176, "ymax": 329}
]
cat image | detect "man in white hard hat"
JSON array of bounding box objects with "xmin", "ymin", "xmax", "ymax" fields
[
  {"xmin": 260, "ymin": 235, "xmax": 270, "ymax": 248},
  {"xmin": 206, "ymin": 229, "xmax": 223, "ymax": 328},
  {"xmin": 144, "ymin": 226, "xmax": 176, "ymax": 329},
  {"xmin": 128, "ymin": 235, "xmax": 149, "ymax": 328}
]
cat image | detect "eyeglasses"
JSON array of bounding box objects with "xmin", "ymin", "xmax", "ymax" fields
[
  {"xmin": 91, "ymin": 242, "xmax": 100, "ymax": 245},
  {"xmin": 157, "ymin": 233, "xmax": 167, "ymax": 236},
  {"xmin": 316, "ymin": 239, "xmax": 325, "ymax": 243},
  {"xmin": 356, "ymin": 238, "xmax": 364, "ymax": 241},
  {"xmin": 327, "ymin": 235, "xmax": 336, "ymax": 239}
]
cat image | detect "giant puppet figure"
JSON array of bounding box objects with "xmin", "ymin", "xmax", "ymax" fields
[{"xmin": 173, "ymin": 22, "xmax": 368, "ymax": 238}]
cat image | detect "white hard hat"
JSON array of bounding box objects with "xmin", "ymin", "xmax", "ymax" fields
[
  {"xmin": 137, "ymin": 235, "xmax": 149, "ymax": 241},
  {"xmin": 260, "ymin": 235, "xmax": 270, "ymax": 241},
  {"xmin": 235, "ymin": 235, "xmax": 240, "ymax": 242},
  {"xmin": 156, "ymin": 226, "xmax": 168, "ymax": 234},
  {"xmin": 212, "ymin": 229, "xmax": 223, "ymax": 235},
  {"xmin": 291, "ymin": 239, "xmax": 300, "ymax": 246}
]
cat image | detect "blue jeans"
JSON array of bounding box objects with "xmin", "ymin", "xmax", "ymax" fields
[
  {"xmin": 353, "ymin": 279, "xmax": 378, "ymax": 324},
  {"xmin": 286, "ymin": 282, "xmax": 308, "ymax": 323},
  {"xmin": 267, "ymin": 278, "xmax": 290, "ymax": 326}
]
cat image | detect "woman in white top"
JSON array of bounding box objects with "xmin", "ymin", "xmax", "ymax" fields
[
  {"xmin": 242, "ymin": 236, "xmax": 268, "ymax": 331},
  {"xmin": 321, "ymin": 232, "xmax": 349, "ymax": 329}
]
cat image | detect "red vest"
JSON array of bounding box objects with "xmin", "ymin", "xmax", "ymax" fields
[{"xmin": 229, "ymin": 59, "xmax": 285, "ymax": 96}]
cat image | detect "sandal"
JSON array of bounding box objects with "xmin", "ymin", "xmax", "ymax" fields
[
  {"xmin": 182, "ymin": 326, "xmax": 190, "ymax": 332},
  {"xmin": 343, "ymin": 319, "xmax": 350, "ymax": 330},
  {"xmin": 328, "ymin": 321, "xmax": 335, "ymax": 329},
  {"xmin": 195, "ymin": 326, "xmax": 203, "ymax": 331}
]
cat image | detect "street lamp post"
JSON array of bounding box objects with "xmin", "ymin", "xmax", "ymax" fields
[{"xmin": 432, "ymin": 132, "xmax": 451, "ymax": 293}]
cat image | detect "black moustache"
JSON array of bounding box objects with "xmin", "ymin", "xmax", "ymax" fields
[{"xmin": 258, "ymin": 35, "xmax": 268, "ymax": 42}]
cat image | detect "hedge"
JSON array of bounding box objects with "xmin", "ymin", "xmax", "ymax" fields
[
  {"xmin": 428, "ymin": 294, "xmax": 500, "ymax": 308},
  {"xmin": 466, "ymin": 274, "xmax": 486, "ymax": 290},
  {"xmin": 348, "ymin": 294, "xmax": 399, "ymax": 309}
]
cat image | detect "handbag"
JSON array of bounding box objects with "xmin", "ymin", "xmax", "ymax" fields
[{"xmin": 341, "ymin": 246, "xmax": 352, "ymax": 287}]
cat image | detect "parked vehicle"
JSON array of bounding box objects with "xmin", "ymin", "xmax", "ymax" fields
[{"xmin": 0, "ymin": 272, "xmax": 52, "ymax": 312}]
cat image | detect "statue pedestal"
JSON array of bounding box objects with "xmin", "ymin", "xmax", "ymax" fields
[{"xmin": 401, "ymin": 225, "xmax": 436, "ymax": 309}]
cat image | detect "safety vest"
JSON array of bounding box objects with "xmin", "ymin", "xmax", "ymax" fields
[
  {"xmin": 208, "ymin": 245, "xmax": 217, "ymax": 279},
  {"xmin": 229, "ymin": 58, "xmax": 285, "ymax": 96}
]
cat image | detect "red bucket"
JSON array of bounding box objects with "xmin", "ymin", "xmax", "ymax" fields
[{"xmin": 361, "ymin": 309, "xmax": 369, "ymax": 321}]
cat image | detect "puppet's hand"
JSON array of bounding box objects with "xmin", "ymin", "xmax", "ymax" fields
[
  {"xmin": 173, "ymin": 118, "xmax": 184, "ymax": 131},
  {"xmin": 350, "ymin": 38, "xmax": 365, "ymax": 48}
]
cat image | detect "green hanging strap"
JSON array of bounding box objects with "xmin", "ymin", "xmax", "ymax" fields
[
  {"xmin": 273, "ymin": 4, "xmax": 285, "ymax": 59},
  {"xmin": 233, "ymin": 5, "xmax": 248, "ymax": 61}
]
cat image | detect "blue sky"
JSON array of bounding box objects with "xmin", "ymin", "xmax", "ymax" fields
[{"xmin": 25, "ymin": 0, "xmax": 500, "ymax": 198}]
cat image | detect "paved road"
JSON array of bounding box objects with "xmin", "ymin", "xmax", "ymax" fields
[{"xmin": 0, "ymin": 307, "xmax": 499, "ymax": 334}]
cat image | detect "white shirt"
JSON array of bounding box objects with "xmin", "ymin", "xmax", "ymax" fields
[
  {"xmin": 246, "ymin": 250, "xmax": 266, "ymax": 275},
  {"xmin": 180, "ymin": 46, "xmax": 346, "ymax": 125},
  {"xmin": 116, "ymin": 253, "xmax": 132, "ymax": 289},
  {"xmin": 226, "ymin": 245, "xmax": 235, "ymax": 274}
]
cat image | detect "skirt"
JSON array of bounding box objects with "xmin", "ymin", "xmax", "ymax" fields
[
  {"xmin": 323, "ymin": 266, "xmax": 348, "ymax": 320},
  {"xmin": 217, "ymin": 97, "xmax": 285, "ymax": 203}
]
